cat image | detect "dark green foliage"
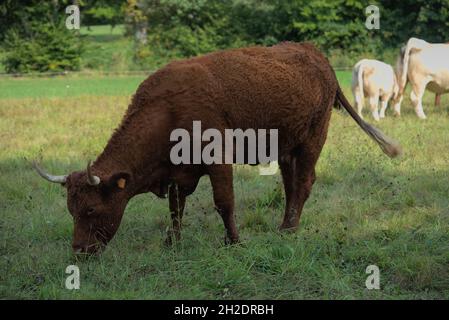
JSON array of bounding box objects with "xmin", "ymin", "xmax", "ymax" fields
[
  {"xmin": 81, "ymin": 0, "xmax": 124, "ymax": 28},
  {"xmin": 1, "ymin": 0, "xmax": 83, "ymax": 73},
  {"xmin": 381, "ymin": 0, "xmax": 449, "ymax": 46},
  {"xmin": 1, "ymin": 0, "xmax": 449, "ymax": 73},
  {"xmin": 127, "ymin": 0, "xmax": 449, "ymax": 60},
  {"xmin": 3, "ymin": 23, "xmax": 83, "ymax": 73}
]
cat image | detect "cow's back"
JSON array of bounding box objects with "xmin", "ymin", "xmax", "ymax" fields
[
  {"xmin": 131, "ymin": 42, "xmax": 338, "ymax": 147},
  {"xmin": 194, "ymin": 42, "xmax": 337, "ymax": 132}
]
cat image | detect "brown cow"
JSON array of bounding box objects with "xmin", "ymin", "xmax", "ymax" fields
[{"xmin": 34, "ymin": 42, "xmax": 401, "ymax": 255}]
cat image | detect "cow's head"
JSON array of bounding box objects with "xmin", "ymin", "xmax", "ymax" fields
[{"xmin": 33, "ymin": 161, "xmax": 131, "ymax": 255}]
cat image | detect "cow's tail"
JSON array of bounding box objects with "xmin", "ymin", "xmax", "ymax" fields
[
  {"xmin": 392, "ymin": 69, "xmax": 401, "ymax": 101},
  {"xmin": 398, "ymin": 44, "xmax": 413, "ymax": 95},
  {"xmin": 336, "ymin": 87, "xmax": 402, "ymax": 158},
  {"xmin": 398, "ymin": 37, "xmax": 428, "ymax": 94},
  {"xmin": 357, "ymin": 62, "xmax": 365, "ymax": 102}
]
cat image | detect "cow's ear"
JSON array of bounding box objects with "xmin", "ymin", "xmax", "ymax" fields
[{"xmin": 106, "ymin": 172, "xmax": 131, "ymax": 190}]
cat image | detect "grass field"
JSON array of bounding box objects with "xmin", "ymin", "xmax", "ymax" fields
[
  {"xmin": 1, "ymin": 71, "xmax": 449, "ymax": 299},
  {"xmin": 0, "ymin": 75, "xmax": 146, "ymax": 99}
]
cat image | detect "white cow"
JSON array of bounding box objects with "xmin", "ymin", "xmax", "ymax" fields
[
  {"xmin": 352, "ymin": 59, "xmax": 399, "ymax": 121},
  {"xmin": 394, "ymin": 38, "xmax": 449, "ymax": 119}
]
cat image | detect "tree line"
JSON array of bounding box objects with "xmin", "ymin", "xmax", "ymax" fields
[{"xmin": 1, "ymin": 0, "xmax": 448, "ymax": 73}]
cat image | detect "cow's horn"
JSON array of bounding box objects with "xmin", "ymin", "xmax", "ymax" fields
[
  {"xmin": 86, "ymin": 160, "xmax": 100, "ymax": 185},
  {"xmin": 33, "ymin": 161, "xmax": 67, "ymax": 184}
]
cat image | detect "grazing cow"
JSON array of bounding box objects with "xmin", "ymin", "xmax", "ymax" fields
[
  {"xmin": 33, "ymin": 42, "xmax": 401, "ymax": 255},
  {"xmin": 351, "ymin": 59, "xmax": 399, "ymax": 121},
  {"xmin": 394, "ymin": 38, "xmax": 449, "ymax": 119}
]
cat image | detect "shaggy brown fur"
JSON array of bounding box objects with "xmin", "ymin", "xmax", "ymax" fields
[{"xmin": 35, "ymin": 42, "xmax": 401, "ymax": 254}]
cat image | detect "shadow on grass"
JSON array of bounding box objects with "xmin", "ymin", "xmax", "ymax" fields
[
  {"xmin": 2, "ymin": 154, "xmax": 448, "ymax": 239},
  {"xmin": 2, "ymin": 145, "xmax": 449, "ymax": 298}
]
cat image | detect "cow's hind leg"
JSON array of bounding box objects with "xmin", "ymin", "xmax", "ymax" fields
[
  {"xmin": 165, "ymin": 183, "xmax": 186, "ymax": 246},
  {"xmin": 410, "ymin": 81, "xmax": 429, "ymax": 119},
  {"xmin": 379, "ymin": 94, "xmax": 391, "ymax": 119},
  {"xmin": 279, "ymin": 146, "xmax": 319, "ymax": 231},
  {"xmin": 279, "ymin": 156, "xmax": 294, "ymax": 227},
  {"xmin": 353, "ymin": 85, "xmax": 364, "ymax": 119},
  {"xmin": 208, "ymin": 164, "xmax": 239, "ymax": 244},
  {"xmin": 352, "ymin": 84, "xmax": 365, "ymax": 119},
  {"xmin": 279, "ymin": 131, "xmax": 330, "ymax": 232},
  {"xmin": 279, "ymin": 106, "xmax": 330, "ymax": 231},
  {"xmin": 369, "ymin": 93, "xmax": 380, "ymax": 121},
  {"xmin": 435, "ymin": 94, "xmax": 442, "ymax": 107},
  {"xmin": 393, "ymin": 94, "xmax": 403, "ymax": 117}
]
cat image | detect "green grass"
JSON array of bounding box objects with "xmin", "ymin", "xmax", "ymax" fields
[
  {"xmin": 1, "ymin": 72, "xmax": 449, "ymax": 299},
  {"xmin": 80, "ymin": 25, "xmax": 126, "ymax": 38},
  {"xmin": 0, "ymin": 71, "xmax": 350, "ymax": 100},
  {"xmin": 0, "ymin": 76, "xmax": 146, "ymax": 99},
  {"xmin": 0, "ymin": 24, "xmax": 361, "ymax": 76}
]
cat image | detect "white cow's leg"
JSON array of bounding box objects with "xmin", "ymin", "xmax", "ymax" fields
[
  {"xmin": 393, "ymin": 95, "xmax": 403, "ymax": 117},
  {"xmin": 369, "ymin": 94, "xmax": 380, "ymax": 121},
  {"xmin": 410, "ymin": 82, "xmax": 428, "ymax": 119},
  {"xmin": 379, "ymin": 95, "xmax": 390, "ymax": 119},
  {"xmin": 353, "ymin": 87, "xmax": 364, "ymax": 119},
  {"xmin": 379, "ymin": 100, "xmax": 388, "ymax": 118}
]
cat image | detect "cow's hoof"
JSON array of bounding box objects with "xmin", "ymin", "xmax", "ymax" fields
[
  {"xmin": 224, "ymin": 233, "xmax": 239, "ymax": 245},
  {"xmin": 164, "ymin": 234, "xmax": 173, "ymax": 247},
  {"xmin": 279, "ymin": 222, "xmax": 298, "ymax": 233},
  {"xmin": 164, "ymin": 230, "xmax": 182, "ymax": 247}
]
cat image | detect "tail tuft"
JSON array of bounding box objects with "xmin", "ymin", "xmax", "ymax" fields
[
  {"xmin": 361, "ymin": 122, "xmax": 402, "ymax": 158},
  {"xmin": 336, "ymin": 86, "xmax": 402, "ymax": 158}
]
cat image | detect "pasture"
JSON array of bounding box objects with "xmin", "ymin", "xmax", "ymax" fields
[{"xmin": 1, "ymin": 72, "xmax": 449, "ymax": 299}]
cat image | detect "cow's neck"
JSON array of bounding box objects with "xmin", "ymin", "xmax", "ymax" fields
[{"xmin": 91, "ymin": 103, "xmax": 172, "ymax": 195}]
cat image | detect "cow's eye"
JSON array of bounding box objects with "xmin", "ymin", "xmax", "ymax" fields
[{"xmin": 87, "ymin": 208, "xmax": 95, "ymax": 215}]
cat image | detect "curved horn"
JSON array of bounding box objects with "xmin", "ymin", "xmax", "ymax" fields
[
  {"xmin": 33, "ymin": 161, "xmax": 67, "ymax": 184},
  {"xmin": 86, "ymin": 160, "xmax": 100, "ymax": 186}
]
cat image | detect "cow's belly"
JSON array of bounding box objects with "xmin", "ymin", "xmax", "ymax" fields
[{"xmin": 409, "ymin": 63, "xmax": 449, "ymax": 93}]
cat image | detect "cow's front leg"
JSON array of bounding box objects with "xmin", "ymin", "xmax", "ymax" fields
[
  {"xmin": 165, "ymin": 183, "xmax": 186, "ymax": 246},
  {"xmin": 208, "ymin": 164, "xmax": 239, "ymax": 245}
]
